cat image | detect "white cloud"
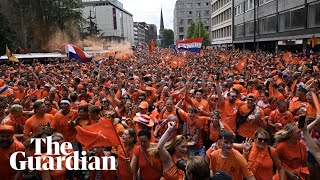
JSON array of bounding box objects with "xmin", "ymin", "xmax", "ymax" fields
[{"xmin": 119, "ymin": 0, "xmax": 176, "ymax": 32}]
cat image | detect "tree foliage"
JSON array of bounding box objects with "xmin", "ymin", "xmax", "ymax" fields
[
  {"xmin": 0, "ymin": 13, "xmax": 16, "ymax": 55},
  {"xmin": 11, "ymin": 0, "xmax": 84, "ymax": 51},
  {"xmin": 186, "ymin": 20, "xmax": 210, "ymax": 47},
  {"xmin": 186, "ymin": 21, "xmax": 196, "ymax": 39},
  {"xmin": 162, "ymin": 29, "xmax": 174, "ymax": 47}
]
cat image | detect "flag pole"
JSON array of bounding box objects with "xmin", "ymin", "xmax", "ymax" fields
[{"xmin": 110, "ymin": 121, "xmax": 128, "ymax": 158}]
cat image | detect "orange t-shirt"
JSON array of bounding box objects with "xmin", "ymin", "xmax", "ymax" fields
[
  {"xmin": 209, "ymin": 123, "xmax": 233, "ymax": 142},
  {"xmin": 116, "ymin": 145, "xmax": 138, "ymax": 180},
  {"xmin": 23, "ymin": 113, "xmax": 54, "ymax": 135},
  {"xmin": 268, "ymin": 110, "xmax": 294, "ymax": 133},
  {"xmin": 2, "ymin": 114, "xmax": 27, "ymax": 134},
  {"xmin": 47, "ymin": 107, "xmax": 58, "ymax": 116},
  {"xmin": 209, "ymin": 148, "xmax": 254, "ymax": 180},
  {"xmin": 187, "ymin": 115, "xmax": 209, "ymax": 148},
  {"xmin": 276, "ymin": 141, "xmax": 307, "ymax": 170},
  {"xmin": 133, "ymin": 146, "xmax": 163, "ymax": 180},
  {"xmin": 0, "ymin": 139, "xmax": 25, "ymax": 179},
  {"xmin": 219, "ymin": 100, "xmax": 245, "ymax": 132},
  {"xmin": 51, "ymin": 110, "xmax": 78, "ymax": 142},
  {"xmin": 237, "ymin": 105, "xmax": 265, "ymax": 138},
  {"xmin": 163, "ymin": 154, "xmax": 184, "ymax": 180}
]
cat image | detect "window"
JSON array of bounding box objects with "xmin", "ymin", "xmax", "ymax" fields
[
  {"xmin": 187, "ymin": 3, "xmax": 192, "ymax": 9},
  {"xmin": 189, "ymin": 11, "xmax": 193, "ymax": 15},
  {"xmin": 235, "ymin": 4, "xmax": 243, "ymax": 16},
  {"xmin": 179, "ymin": 27, "xmax": 184, "ymax": 33},
  {"xmin": 205, "ymin": 26, "xmax": 209, "ymax": 31},
  {"xmin": 245, "ymin": 21, "xmax": 254, "ymax": 36},
  {"xmin": 245, "ymin": 0, "xmax": 254, "ymax": 11},
  {"xmin": 308, "ymin": 1, "xmax": 320, "ymax": 28},
  {"xmin": 204, "ymin": 10, "xmax": 210, "ymax": 16},
  {"xmin": 179, "ymin": 35, "xmax": 184, "ymax": 40},
  {"xmin": 279, "ymin": 7, "xmax": 305, "ymax": 32},
  {"xmin": 205, "ymin": 2, "xmax": 209, "ymax": 7},
  {"xmin": 178, "ymin": 11, "xmax": 184, "ymax": 17},
  {"xmin": 188, "ymin": 19, "xmax": 193, "ymax": 24},
  {"xmin": 259, "ymin": 15, "xmax": 276, "ymax": 34},
  {"xmin": 259, "ymin": 0, "xmax": 274, "ymax": 6},
  {"xmin": 234, "ymin": 24, "xmax": 244, "ymax": 38},
  {"xmin": 203, "ymin": 19, "xmax": 209, "ymax": 25},
  {"xmin": 196, "ymin": 3, "xmax": 201, "ymax": 8},
  {"xmin": 179, "ymin": 19, "xmax": 184, "ymax": 25},
  {"xmin": 178, "ymin": 3, "xmax": 183, "ymax": 9}
]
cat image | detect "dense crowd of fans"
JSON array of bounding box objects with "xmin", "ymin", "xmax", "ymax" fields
[{"xmin": 0, "ymin": 46, "xmax": 320, "ymax": 180}]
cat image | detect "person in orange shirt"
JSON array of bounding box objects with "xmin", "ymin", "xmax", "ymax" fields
[
  {"xmin": 1, "ymin": 104, "xmax": 26, "ymax": 134},
  {"xmin": 186, "ymin": 107, "xmax": 209, "ymax": 157},
  {"xmin": 44, "ymin": 98, "xmax": 58, "ymax": 116},
  {"xmin": 209, "ymin": 130, "xmax": 255, "ymax": 180},
  {"xmin": 51, "ymin": 98, "xmax": 78, "ymax": 149},
  {"xmin": 40, "ymin": 132, "xmax": 71, "ymax": 180},
  {"xmin": 237, "ymin": 128, "xmax": 285, "ymax": 180},
  {"xmin": 268, "ymin": 100, "xmax": 294, "ymax": 134},
  {"xmin": 145, "ymin": 86, "xmax": 158, "ymax": 105},
  {"xmin": 75, "ymin": 105, "xmax": 93, "ymax": 127},
  {"xmin": 117, "ymin": 128, "xmax": 139, "ymax": 180},
  {"xmin": 289, "ymin": 88, "xmax": 308, "ymax": 118},
  {"xmin": 151, "ymin": 122, "xmax": 187, "ymax": 180},
  {"xmin": 185, "ymin": 84, "xmax": 210, "ymax": 116},
  {"xmin": 209, "ymin": 111, "xmax": 233, "ymax": 143},
  {"xmin": 23, "ymin": 101, "xmax": 53, "ymax": 137},
  {"xmin": 275, "ymin": 123, "xmax": 309, "ymax": 180},
  {"xmin": 0, "ymin": 125, "xmax": 25, "ymax": 180},
  {"xmin": 237, "ymin": 94, "xmax": 266, "ymax": 141},
  {"xmin": 130, "ymin": 129, "xmax": 163, "ymax": 180}
]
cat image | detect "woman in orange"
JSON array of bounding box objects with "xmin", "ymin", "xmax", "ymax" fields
[
  {"xmin": 238, "ymin": 128, "xmax": 285, "ymax": 180},
  {"xmin": 154, "ymin": 121, "xmax": 188, "ymax": 180},
  {"xmin": 275, "ymin": 123, "xmax": 309, "ymax": 180},
  {"xmin": 100, "ymin": 98, "xmax": 115, "ymax": 118},
  {"xmin": 75, "ymin": 105, "xmax": 92, "ymax": 127},
  {"xmin": 116, "ymin": 128, "xmax": 138, "ymax": 180},
  {"xmin": 131, "ymin": 129, "xmax": 163, "ymax": 180},
  {"xmin": 40, "ymin": 132, "xmax": 71, "ymax": 180}
]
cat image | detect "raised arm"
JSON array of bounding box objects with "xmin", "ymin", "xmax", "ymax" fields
[{"xmin": 157, "ymin": 122, "xmax": 176, "ymax": 170}]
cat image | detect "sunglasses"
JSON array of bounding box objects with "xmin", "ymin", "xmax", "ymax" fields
[
  {"xmin": 257, "ymin": 138, "xmax": 268, "ymax": 142},
  {"xmin": 138, "ymin": 98, "xmax": 144, "ymax": 100}
]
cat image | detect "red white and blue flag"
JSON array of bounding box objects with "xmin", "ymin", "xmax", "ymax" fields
[
  {"xmin": 63, "ymin": 44, "xmax": 93, "ymax": 63},
  {"xmin": 176, "ymin": 38, "xmax": 203, "ymax": 53}
]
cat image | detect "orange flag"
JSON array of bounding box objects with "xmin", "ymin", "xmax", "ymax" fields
[
  {"xmin": 149, "ymin": 39, "xmax": 155, "ymax": 53},
  {"xmin": 199, "ymin": 50, "xmax": 204, "ymax": 57},
  {"xmin": 283, "ymin": 52, "xmax": 292, "ymax": 63},
  {"xmin": 292, "ymin": 57, "xmax": 301, "ymax": 65},
  {"xmin": 219, "ymin": 55, "xmax": 227, "ymax": 61},
  {"xmin": 236, "ymin": 58, "xmax": 247, "ymax": 72},
  {"xmin": 170, "ymin": 56, "xmax": 180, "ymax": 68},
  {"xmin": 75, "ymin": 119, "xmax": 120, "ymax": 150}
]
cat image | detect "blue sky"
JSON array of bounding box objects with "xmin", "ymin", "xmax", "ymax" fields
[{"xmin": 119, "ymin": 0, "xmax": 176, "ymax": 32}]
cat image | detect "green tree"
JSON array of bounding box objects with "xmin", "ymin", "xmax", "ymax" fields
[
  {"xmin": 186, "ymin": 20, "xmax": 210, "ymax": 47},
  {"xmin": 0, "ymin": 13, "xmax": 16, "ymax": 55},
  {"xmin": 186, "ymin": 21, "xmax": 196, "ymax": 39},
  {"xmin": 12, "ymin": 0, "xmax": 83, "ymax": 51},
  {"xmin": 162, "ymin": 29, "xmax": 174, "ymax": 47}
]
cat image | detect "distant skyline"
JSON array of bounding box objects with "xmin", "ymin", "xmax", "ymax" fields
[{"xmin": 119, "ymin": 0, "xmax": 176, "ymax": 32}]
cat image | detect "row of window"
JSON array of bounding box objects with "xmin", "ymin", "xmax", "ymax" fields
[
  {"xmin": 177, "ymin": 2, "xmax": 210, "ymax": 9},
  {"xmin": 234, "ymin": 2, "xmax": 320, "ymax": 38},
  {"xmin": 179, "ymin": 18, "xmax": 210, "ymax": 25},
  {"xmin": 212, "ymin": 0, "xmax": 231, "ymax": 12},
  {"xmin": 212, "ymin": 25, "xmax": 231, "ymax": 39},
  {"xmin": 212, "ymin": 8, "xmax": 231, "ymax": 26},
  {"xmin": 178, "ymin": 25, "xmax": 210, "ymax": 33},
  {"xmin": 178, "ymin": 10, "xmax": 210, "ymax": 18},
  {"xmin": 234, "ymin": 0, "xmax": 274, "ymax": 16}
]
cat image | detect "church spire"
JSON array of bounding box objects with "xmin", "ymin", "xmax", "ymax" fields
[{"xmin": 160, "ymin": 7, "xmax": 164, "ymax": 31}]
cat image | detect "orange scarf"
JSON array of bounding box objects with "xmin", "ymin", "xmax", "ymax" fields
[{"xmin": 248, "ymin": 142, "xmax": 270, "ymax": 174}]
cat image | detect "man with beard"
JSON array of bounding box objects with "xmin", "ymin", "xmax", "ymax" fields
[
  {"xmin": 216, "ymin": 77, "xmax": 245, "ymax": 133},
  {"xmin": 209, "ymin": 130, "xmax": 255, "ymax": 180},
  {"xmin": 51, "ymin": 98, "xmax": 78, "ymax": 150},
  {"xmin": 0, "ymin": 125, "xmax": 25, "ymax": 179}
]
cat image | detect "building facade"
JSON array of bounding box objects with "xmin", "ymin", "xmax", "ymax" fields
[
  {"xmin": 174, "ymin": 0, "xmax": 212, "ymax": 42},
  {"xmin": 233, "ymin": 0, "xmax": 320, "ymax": 51},
  {"xmin": 82, "ymin": 0, "xmax": 134, "ymax": 46},
  {"xmin": 133, "ymin": 22, "xmax": 157, "ymax": 46},
  {"xmin": 211, "ymin": 0, "xmax": 233, "ymax": 48}
]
